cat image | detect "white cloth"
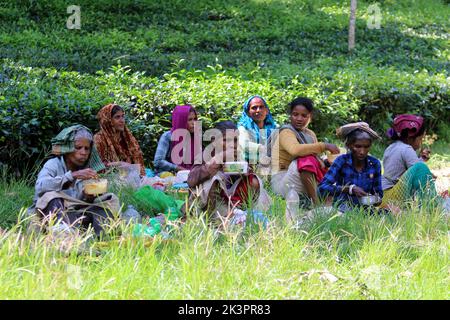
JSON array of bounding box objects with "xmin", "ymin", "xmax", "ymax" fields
[
  {"xmin": 271, "ymin": 160, "xmax": 306, "ymax": 197},
  {"xmin": 191, "ymin": 172, "xmax": 272, "ymax": 220}
]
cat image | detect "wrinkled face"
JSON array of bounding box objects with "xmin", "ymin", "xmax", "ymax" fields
[
  {"xmin": 187, "ymin": 111, "xmax": 198, "ymax": 133},
  {"xmin": 65, "ymin": 138, "xmax": 91, "ymax": 168},
  {"xmin": 111, "ymin": 110, "xmax": 125, "ymax": 132},
  {"xmin": 290, "ymin": 105, "xmax": 311, "ymax": 130},
  {"xmin": 247, "ymin": 97, "xmax": 268, "ymax": 124},
  {"xmin": 348, "ymin": 139, "xmax": 372, "ymax": 162}
]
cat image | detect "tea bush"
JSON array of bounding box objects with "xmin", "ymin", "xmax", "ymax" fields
[
  {"xmin": 1, "ymin": 60, "xmax": 448, "ymax": 172},
  {"xmin": 0, "ymin": 0, "xmax": 449, "ymax": 173}
]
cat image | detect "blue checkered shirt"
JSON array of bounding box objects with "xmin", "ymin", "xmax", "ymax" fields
[{"xmin": 318, "ymin": 153, "xmax": 383, "ymax": 205}]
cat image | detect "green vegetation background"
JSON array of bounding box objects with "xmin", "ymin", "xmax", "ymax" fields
[
  {"xmin": 0, "ymin": 0, "xmax": 449, "ymax": 173},
  {"xmin": 0, "ymin": 0, "xmax": 449, "ymax": 299}
]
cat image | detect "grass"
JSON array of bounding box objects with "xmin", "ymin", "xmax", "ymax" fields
[
  {"xmin": 0, "ymin": 0, "xmax": 449, "ymax": 299},
  {"xmin": 0, "ymin": 150, "xmax": 448, "ymax": 299},
  {"xmin": 0, "ymin": 191, "xmax": 447, "ymax": 299}
]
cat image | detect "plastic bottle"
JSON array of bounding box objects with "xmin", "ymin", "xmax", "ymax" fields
[
  {"xmin": 121, "ymin": 205, "xmax": 142, "ymax": 223},
  {"xmin": 132, "ymin": 223, "xmax": 159, "ymax": 237},
  {"xmin": 250, "ymin": 210, "xmax": 268, "ymax": 229},
  {"xmin": 285, "ymin": 184, "xmax": 299, "ymax": 223},
  {"xmin": 164, "ymin": 207, "xmax": 180, "ymax": 221},
  {"xmin": 127, "ymin": 168, "xmax": 141, "ymax": 189},
  {"xmin": 132, "ymin": 217, "xmax": 162, "ymax": 238},
  {"xmin": 149, "ymin": 217, "xmax": 162, "ymax": 234}
]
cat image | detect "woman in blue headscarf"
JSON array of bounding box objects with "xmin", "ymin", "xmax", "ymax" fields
[{"xmin": 237, "ymin": 95, "xmax": 277, "ymax": 170}]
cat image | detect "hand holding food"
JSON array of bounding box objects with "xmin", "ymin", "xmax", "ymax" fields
[
  {"xmin": 325, "ymin": 143, "xmax": 340, "ymax": 154},
  {"xmin": 343, "ymin": 184, "xmax": 368, "ymax": 197},
  {"xmin": 420, "ymin": 148, "xmax": 431, "ymax": 161},
  {"xmin": 352, "ymin": 186, "xmax": 368, "ymax": 197},
  {"xmin": 72, "ymin": 168, "xmax": 98, "ymax": 180},
  {"xmin": 206, "ymin": 157, "xmax": 222, "ymax": 176}
]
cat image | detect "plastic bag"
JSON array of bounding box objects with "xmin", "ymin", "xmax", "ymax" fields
[
  {"xmin": 118, "ymin": 163, "xmax": 141, "ymax": 189},
  {"xmin": 133, "ymin": 186, "xmax": 183, "ymax": 218},
  {"xmin": 174, "ymin": 170, "xmax": 190, "ymax": 184},
  {"xmin": 121, "ymin": 205, "xmax": 142, "ymax": 223},
  {"xmin": 132, "ymin": 223, "xmax": 160, "ymax": 237},
  {"xmin": 145, "ymin": 168, "xmax": 156, "ymax": 177},
  {"xmin": 230, "ymin": 209, "xmax": 268, "ymax": 229}
]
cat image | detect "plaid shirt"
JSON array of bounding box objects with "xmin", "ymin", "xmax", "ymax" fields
[{"xmin": 318, "ymin": 153, "xmax": 383, "ymax": 205}]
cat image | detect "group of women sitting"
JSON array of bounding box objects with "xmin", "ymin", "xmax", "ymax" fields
[{"xmin": 30, "ymin": 96, "xmax": 441, "ymax": 236}]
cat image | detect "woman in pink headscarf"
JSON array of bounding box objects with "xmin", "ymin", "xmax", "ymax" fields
[
  {"xmin": 153, "ymin": 105, "xmax": 199, "ymax": 174},
  {"xmin": 380, "ymin": 114, "xmax": 437, "ymax": 208}
]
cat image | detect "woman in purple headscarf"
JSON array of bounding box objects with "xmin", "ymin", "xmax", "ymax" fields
[
  {"xmin": 153, "ymin": 105, "xmax": 199, "ymax": 174},
  {"xmin": 380, "ymin": 114, "xmax": 437, "ymax": 209}
]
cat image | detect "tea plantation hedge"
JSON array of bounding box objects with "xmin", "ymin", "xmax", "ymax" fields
[
  {"xmin": 0, "ymin": 0, "xmax": 449, "ymax": 173},
  {"xmin": 1, "ymin": 60, "xmax": 448, "ymax": 172}
]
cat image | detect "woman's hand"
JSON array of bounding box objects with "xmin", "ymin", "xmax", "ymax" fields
[
  {"xmin": 206, "ymin": 157, "xmax": 222, "ymax": 176},
  {"xmin": 72, "ymin": 168, "xmax": 98, "ymax": 180},
  {"xmin": 325, "ymin": 143, "xmax": 340, "ymax": 154},
  {"xmin": 352, "ymin": 186, "xmax": 368, "ymax": 197},
  {"xmin": 342, "ymin": 185, "xmax": 368, "ymax": 197},
  {"xmin": 420, "ymin": 148, "xmax": 431, "ymax": 161},
  {"xmin": 176, "ymin": 165, "xmax": 186, "ymax": 172}
]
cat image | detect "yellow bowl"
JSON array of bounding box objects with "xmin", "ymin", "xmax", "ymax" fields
[
  {"xmin": 160, "ymin": 171, "xmax": 174, "ymax": 179},
  {"xmin": 83, "ymin": 178, "xmax": 108, "ymax": 195}
]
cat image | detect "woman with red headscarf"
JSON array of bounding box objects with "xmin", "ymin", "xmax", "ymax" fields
[
  {"xmin": 153, "ymin": 105, "xmax": 198, "ymax": 174},
  {"xmin": 94, "ymin": 104, "xmax": 145, "ymax": 176},
  {"xmin": 381, "ymin": 114, "xmax": 437, "ymax": 208}
]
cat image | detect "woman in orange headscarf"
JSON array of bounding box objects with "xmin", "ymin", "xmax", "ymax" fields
[{"xmin": 94, "ymin": 103, "xmax": 145, "ymax": 176}]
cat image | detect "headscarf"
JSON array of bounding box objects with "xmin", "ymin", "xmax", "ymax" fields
[
  {"xmin": 170, "ymin": 105, "xmax": 197, "ymax": 170},
  {"xmin": 336, "ymin": 122, "xmax": 381, "ymax": 143},
  {"xmin": 237, "ymin": 95, "xmax": 277, "ymax": 143},
  {"xmin": 94, "ymin": 104, "xmax": 145, "ymax": 176},
  {"xmin": 386, "ymin": 114, "xmax": 424, "ymax": 139},
  {"xmin": 51, "ymin": 124, "xmax": 105, "ymax": 172}
]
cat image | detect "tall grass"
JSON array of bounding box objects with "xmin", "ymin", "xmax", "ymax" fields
[
  {"xmin": 1, "ymin": 142, "xmax": 448, "ymax": 299},
  {"xmin": 0, "ymin": 0, "xmax": 448, "ymax": 300},
  {"xmin": 0, "ymin": 183, "xmax": 448, "ymax": 299}
]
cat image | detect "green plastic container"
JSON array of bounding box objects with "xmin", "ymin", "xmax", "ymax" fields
[{"xmin": 132, "ymin": 223, "xmax": 160, "ymax": 238}]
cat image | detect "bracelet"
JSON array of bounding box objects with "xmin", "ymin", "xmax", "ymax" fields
[{"xmin": 349, "ymin": 184, "xmax": 355, "ymax": 195}]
